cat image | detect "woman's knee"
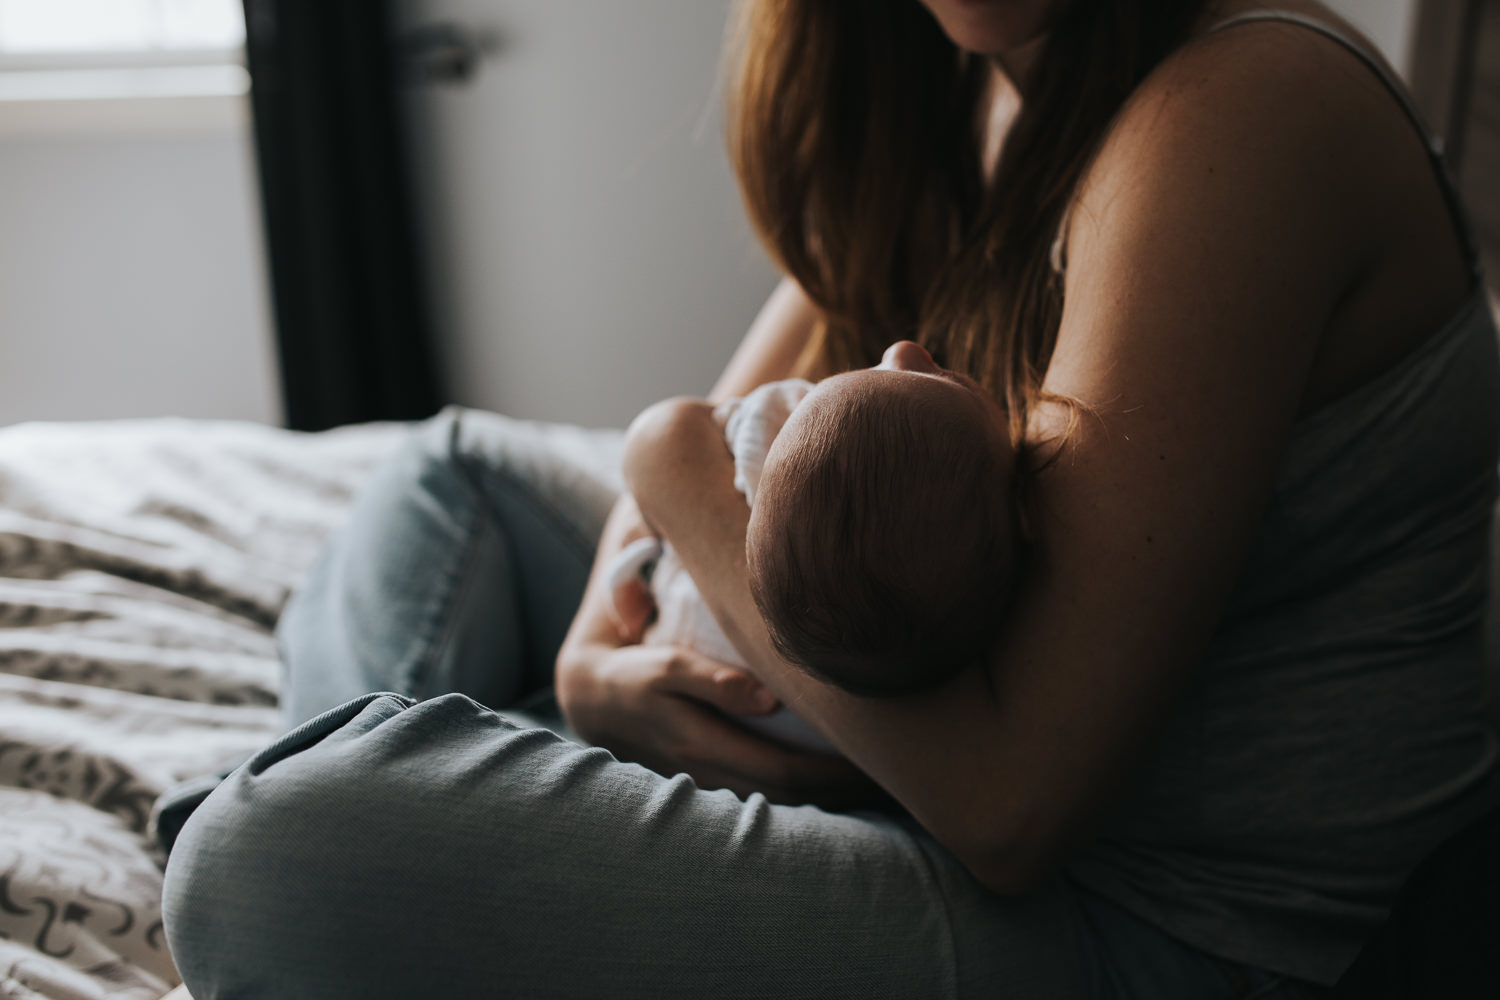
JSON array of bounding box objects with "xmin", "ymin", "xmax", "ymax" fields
[
  {"xmin": 162, "ymin": 694, "xmax": 431, "ymax": 997},
  {"xmin": 411, "ymin": 405, "xmax": 623, "ymax": 552},
  {"xmin": 372, "ymin": 406, "xmax": 505, "ymax": 533},
  {"xmin": 401, "ymin": 405, "xmax": 486, "ymax": 518},
  {"xmin": 273, "ymin": 409, "xmax": 510, "ymax": 724},
  {"xmin": 161, "ymin": 693, "xmax": 602, "ymax": 997}
]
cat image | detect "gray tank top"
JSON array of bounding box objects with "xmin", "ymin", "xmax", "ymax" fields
[{"xmin": 1064, "ymin": 10, "xmax": 1500, "ymax": 986}]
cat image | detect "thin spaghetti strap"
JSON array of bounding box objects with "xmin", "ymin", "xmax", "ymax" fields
[{"xmin": 1204, "ymin": 9, "xmax": 1483, "ymax": 279}]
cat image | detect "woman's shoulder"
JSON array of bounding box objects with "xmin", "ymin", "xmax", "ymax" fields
[
  {"xmin": 1060, "ymin": 2, "xmax": 1442, "ymax": 347},
  {"xmin": 1152, "ymin": 0, "xmax": 1389, "ymax": 99},
  {"xmin": 1061, "ymin": 18, "xmax": 1377, "ymax": 313},
  {"xmin": 1039, "ymin": 5, "xmax": 1423, "ymax": 432},
  {"xmin": 1078, "ymin": 1, "xmax": 1473, "ymax": 413},
  {"xmin": 1101, "ymin": 7, "xmax": 1394, "ymax": 189}
]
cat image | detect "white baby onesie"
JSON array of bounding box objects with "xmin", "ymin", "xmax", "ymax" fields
[{"xmin": 607, "ymin": 379, "xmax": 836, "ymax": 755}]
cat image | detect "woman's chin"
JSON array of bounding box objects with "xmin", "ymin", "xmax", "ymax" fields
[{"xmin": 921, "ymin": 0, "xmax": 1053, "ymax": 56}]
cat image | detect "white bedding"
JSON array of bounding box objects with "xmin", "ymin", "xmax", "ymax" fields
[{"xmin": 0, "ymin": 418, "xmax": 404, "ymax": 999}]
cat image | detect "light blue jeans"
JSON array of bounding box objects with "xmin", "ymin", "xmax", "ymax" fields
[{"xmin": 160, "ymin": 407, "xmax": 1329, "ymax": 999}]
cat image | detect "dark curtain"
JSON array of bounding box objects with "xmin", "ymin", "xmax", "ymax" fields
[{"xmin": 242, "ymin": 0, "xmax": 443, "ymax": 431}]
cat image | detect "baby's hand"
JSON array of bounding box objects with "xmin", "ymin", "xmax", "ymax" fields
[{"xmin": 606, "ymin": 535, "xmax": 663, "ymax": 643}]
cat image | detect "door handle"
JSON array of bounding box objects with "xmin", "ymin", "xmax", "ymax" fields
[{"xmin": 400, "ymin": 22, "xmax": 499, "ymax": 85}]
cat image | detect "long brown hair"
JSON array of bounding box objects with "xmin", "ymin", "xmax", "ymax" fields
[{"xmin": 728, "ymin": 0, "xmax": 1208, "ymax": 442}]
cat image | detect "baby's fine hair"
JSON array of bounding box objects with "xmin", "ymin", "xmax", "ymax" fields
[{"xmin": 747, "ymin": 380, "xmax": 1020, "ymax": 697}]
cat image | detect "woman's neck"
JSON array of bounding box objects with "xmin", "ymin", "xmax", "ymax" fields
[
  {"xmin": 979, "ymin": 25, "xmax": 1050, "ymax": 181},
  {"xmin": 980, "ymin": 71, "xmax": 1020, "ymax": 183},
  {"xmin": 991, "ymin": 31, "xmax": 1047, "ymax": 101},
  {"xmin": 981, "ymin": 42, "xmax": 1042, "ymax": 182}
]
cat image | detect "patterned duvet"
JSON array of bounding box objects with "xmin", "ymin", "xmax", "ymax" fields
[{"xmin": 0, "ymin": 418, "xmax": 403, "ymax": 999}]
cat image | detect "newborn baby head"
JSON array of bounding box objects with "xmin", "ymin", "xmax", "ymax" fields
[{"xmin": 747, "ymin": 342, "xmax": 1021, "ymax": 697}]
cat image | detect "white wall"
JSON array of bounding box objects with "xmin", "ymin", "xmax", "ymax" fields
[
  {"xmin": 1323, "ymin": 0, "xmax": 1420, "ymax": 76},
  {"xmin": 400, "ymin": 0, "xmax": 779, "ymax": 430},
  {"xmin": 0, "ymin": 104, "xmax": 280, "ymax": 426}
]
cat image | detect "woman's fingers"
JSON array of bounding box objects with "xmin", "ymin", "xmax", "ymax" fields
[
  {"xmin": 654, "ymin": 648, "xmax": 779, "ymax": 716},
  {"xmin": 665, "ymin": 699, "xmax": 881, "ymax": 804},
  {"xmin": 559, "ymin": 642, "xmax": 885, "ymax": 808}
]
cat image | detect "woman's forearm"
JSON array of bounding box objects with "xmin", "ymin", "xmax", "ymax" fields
[{"xmin": 709, "ymin": 277, "xmax": 827, "ymax": 402}]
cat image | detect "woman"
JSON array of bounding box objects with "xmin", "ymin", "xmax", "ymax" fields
[{"xmin": 161, "ymin": 1, "xmax": 1500, "ymax": 997}]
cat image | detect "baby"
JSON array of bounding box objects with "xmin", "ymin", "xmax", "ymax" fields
[{"xmin": 609, "ymin": 341, "xmax": 1022, "ymax": 754}]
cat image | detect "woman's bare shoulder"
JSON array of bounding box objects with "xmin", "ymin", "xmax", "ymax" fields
[
  {"xmin": 1096, "ymin": 11, "xmax": 1392, "ymax": 214},
  {"xmin": 1070, "ymin": 5, "xmax": 1470, "ymax": 409},
  {"xmin": 1059, "ymin": 11, "xmax": 1393, "ymax": 334}
]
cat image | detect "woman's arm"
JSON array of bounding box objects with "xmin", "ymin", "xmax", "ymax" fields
[
  {"xmin": 708, "ymin": 276, "xmax": 826, "ymax": 402},
  {"xmin": 629, "ymin": 31, "xmax": 1385, "ymax": 890}
]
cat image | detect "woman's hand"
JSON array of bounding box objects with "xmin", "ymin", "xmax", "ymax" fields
[
  {"xmin": 557, "ymin": 638, "xmax": 876, "ymax": 807},
  {"xmin": 555, "ymin": 492, "xmax": 879, "ymax": 808}
]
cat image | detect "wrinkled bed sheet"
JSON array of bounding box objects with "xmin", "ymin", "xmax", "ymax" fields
[{"xmin": 0, "ymin": 418, "xmax": 403, "ymax": 999}]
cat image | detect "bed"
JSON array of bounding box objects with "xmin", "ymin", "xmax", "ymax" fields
[{"xmin": 0, "ymin": 417, "xmax": 404, "ymax": 1000}]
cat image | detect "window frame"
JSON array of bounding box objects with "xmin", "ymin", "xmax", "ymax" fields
[{"xmin": 0, "ymin": 0, "xmax": 247, "ymax": 135}]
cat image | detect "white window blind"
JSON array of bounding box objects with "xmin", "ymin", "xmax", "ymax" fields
[
  {"xmin": 0, "ymin": 0, "xmax": 247, "ymax": 124},
  {"xmin": 0, "ymin": 0, "xmax": 243, "ymax": 58}
]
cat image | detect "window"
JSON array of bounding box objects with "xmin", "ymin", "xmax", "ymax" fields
[
  {"xmin": 0, "ymin": 0, "xmax": 246, "ymax": 118},
  {"xmin": 0, "ymin": 0, "xmax": 243, "ymax": 60}
]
